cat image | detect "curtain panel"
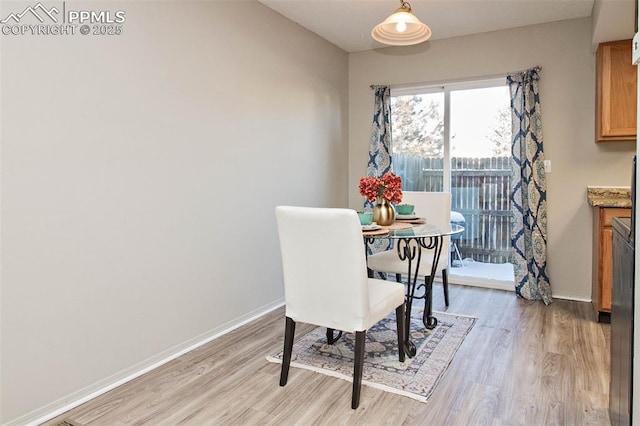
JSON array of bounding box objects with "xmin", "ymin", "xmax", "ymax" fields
[
  {"xmin": 367, "ymin": 85, "xmax": 393, "ymax": 180},
  {"xmin": 507, "ymin": 67, "xmax": 552, "ymax": 305},
  {"xmin": 367, "ymin": 85, "xmax": 394, "ymax": 256}
]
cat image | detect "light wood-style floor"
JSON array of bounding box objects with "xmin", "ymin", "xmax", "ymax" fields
[{"xmin": 46, "ymin": 284, "xmax": 611, "ymax": 425}]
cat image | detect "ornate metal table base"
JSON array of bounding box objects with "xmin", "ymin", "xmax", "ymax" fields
[{"xmin": 366, "ymin": 235, "xmax": 444, "ymax": 358}]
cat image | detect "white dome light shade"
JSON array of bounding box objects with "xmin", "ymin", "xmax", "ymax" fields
[{"xmin": 371, "ymin": 2, "xmax": 432, "ymax": 46}]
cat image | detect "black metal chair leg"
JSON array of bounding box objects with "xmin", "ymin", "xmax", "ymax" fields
[
  {"xmin": 280, "ymin": 317, "xmax": 296, "ymax": 386},
  {"xmin": 326, "ymin": 328, "xmax": 343, "ymax": 345},
  {"xmin": 352, "ymin": 331, "xmax": 366, "ymax": 409},
  {"xmin": 442, "ymin": 268, "xmax": 449, "ymax": 307},
  {"xmin": 396, "ymin": 304, "xmax": 406, "ymax": 363}
]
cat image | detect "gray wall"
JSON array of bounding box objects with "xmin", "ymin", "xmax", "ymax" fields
[
  {"xmin": 348, "ymin": 17, "xmax": 636, "ymax": 300},
  {"xmin": 0, "ymin": 1, "xmax": 348, "ymax": 422}
]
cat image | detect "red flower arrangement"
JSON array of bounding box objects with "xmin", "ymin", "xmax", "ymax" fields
[{"xmin": 359, "ymin": 172, "xmax": 403, "ymax": 204}]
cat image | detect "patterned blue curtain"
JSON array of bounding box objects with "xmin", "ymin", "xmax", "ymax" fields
[
  {"xmin": 507, "ymin": 67, "xmax": 552, "ymax": 305},
  {"xmin": 367, "ymin": 86, "xmax": 393, "ymax": 193},
  {"xmin": 367, "ymin": 85, "xmax": 393, "ymax": 256}
]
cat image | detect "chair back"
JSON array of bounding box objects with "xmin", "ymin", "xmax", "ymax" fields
[
  {"xmin": 402, "ymin": 191, "xmax": 452, "ymax": 269},
  {"xmin": 275, "ymin": 206, "xmax": 370, "ymax": 332}
]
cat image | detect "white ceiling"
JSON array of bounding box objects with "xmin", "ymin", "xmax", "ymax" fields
[{"xmin": 258, "ymin": 0, "xmax": 635, "ymax": 53}]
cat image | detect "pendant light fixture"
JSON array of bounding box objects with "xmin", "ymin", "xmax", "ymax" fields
[{"xmin": 371, "ymin": 1, "xmax": 431, "ymax": 46}]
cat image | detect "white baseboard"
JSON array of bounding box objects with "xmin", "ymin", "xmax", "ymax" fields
[
  {"xmin": 9, "ymin": 298, "xmax": 285, "ymax": 426},
  {"xmin": 550, "ymin": 294, "xmax": 592, "ymax": 303}
]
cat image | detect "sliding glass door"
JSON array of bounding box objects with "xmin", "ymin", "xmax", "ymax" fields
[{"xmin": 391, "ymin": 79, "xmax": 514, "ymax": 287}]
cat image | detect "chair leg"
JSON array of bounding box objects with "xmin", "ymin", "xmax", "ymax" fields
[
  {"xmin": 396, "ymin": 304, "xmax": 406, "ymax": 363},
  {"xmin": 280, "ymin": 316, "xmax": 296, "ymax": 386},
  {"xmin": 452, "ymin": 242, "xmax": 463, "ymax": 266},
  {"xmin": 326, "ymin": 328, "xmax": 343, "ymax": 345},
  {"xmin": 395, "ymin": 273, "xmax": 401, "ymax": 283},
  {"xmin": 442, "ymin": 268, "xmax": 449, "ymax": 307},
  {"xmin": 352, "ymin": 331, "xmax": 366, "ymax": 409}
]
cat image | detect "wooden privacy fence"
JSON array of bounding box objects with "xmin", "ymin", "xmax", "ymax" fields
[{"xmin": 393, "ymin": 155, "xmax": 513, "ymax": 264}]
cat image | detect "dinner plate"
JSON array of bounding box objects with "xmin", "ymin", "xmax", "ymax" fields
[
  {"xmin": 362, "ymin": 223, "xmax": 382, "ymax": 231},
  {"xmin": 396, "ymin": 214, "xmax": 418, "ymax": 220}
]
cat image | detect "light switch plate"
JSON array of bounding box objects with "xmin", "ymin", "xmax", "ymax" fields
[
  {"xmin": 544, "ymin": 160, "xmax": 551, "ymax": 174},
  {"xmin": 633, "ymin": 32, "xmax": 640, "ymax": 65}
]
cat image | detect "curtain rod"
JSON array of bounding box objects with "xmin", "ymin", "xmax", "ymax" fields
[
  {"xmin": 370, "ymin": 67, "xmax": 541, "ymax": 91},
  {"xmin": 509, "ymin": 66, "xmax": 542, "ymax": 76}
]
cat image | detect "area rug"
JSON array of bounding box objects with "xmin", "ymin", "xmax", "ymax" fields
[{"xmin": 266, "ymin": 309, "xmax": 476, "ymax": 402}]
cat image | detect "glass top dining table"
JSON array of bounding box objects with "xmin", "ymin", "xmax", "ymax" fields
[
  {"xmin": 365, "ymin": 222, "xmax": 464, "ymax": 239},
  {"xmin": 363, "ymin": 222, "xmax": 464, "ymax": 357}
]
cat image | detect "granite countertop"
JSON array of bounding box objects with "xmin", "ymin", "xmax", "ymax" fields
[{"xmin": 587, "ymin": 186, "xmax": 632, "ymax": 208}]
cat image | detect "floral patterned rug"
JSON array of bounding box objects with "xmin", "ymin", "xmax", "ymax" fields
[{"xmin": 267, "ymin": 309, "xmax": 476, "ymax": 402}]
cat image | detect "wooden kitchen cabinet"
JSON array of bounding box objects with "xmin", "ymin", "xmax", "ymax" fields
[
  {"xmin": 592, "ymin": 207, "xmax": 631, "ymax": 321},
  {"xmin": 596, "ymin": 39, "xmax": 637, "ymax": 142}
]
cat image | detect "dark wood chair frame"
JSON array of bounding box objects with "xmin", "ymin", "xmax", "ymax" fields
[{"xmin": 279, "ymin": 304, "xmax": 406, "ymax": 409}]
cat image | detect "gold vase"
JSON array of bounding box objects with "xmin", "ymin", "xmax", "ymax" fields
[{"xmin": 373, "ymin": 196, "xmax": 395, "ymax": 226}]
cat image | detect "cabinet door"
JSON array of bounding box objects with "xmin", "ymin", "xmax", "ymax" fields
[
  {"xmin": 600, "ymin": 226, "xmax": 614, "ymax": 311},
  {"xmin": 596, "ymin": 40, "xmax": 637, "ymax": 141}
]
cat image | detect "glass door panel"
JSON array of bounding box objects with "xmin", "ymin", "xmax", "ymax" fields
[
  {"xmin": 391, "ymin": 92, "xmax": 445, "ymax": 191},
  {"xmin": 449, "ymin": 86, "xmax": 511, "ymax": 264}
]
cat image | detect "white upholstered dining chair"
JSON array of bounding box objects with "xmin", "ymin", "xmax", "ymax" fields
[
  {"xmin": 367, "ymin": 191, "xmax": 453, "ymax": 306},
  {"xmin": 275, "ymin": 206, "xmax": 406, "ymax": 409}
]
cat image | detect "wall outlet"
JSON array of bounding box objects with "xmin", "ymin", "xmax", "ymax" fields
[{"xmin": 544, "ymin": 160, "xmax": 552, "ymax": 173}]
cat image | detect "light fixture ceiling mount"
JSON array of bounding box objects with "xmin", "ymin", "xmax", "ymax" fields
[{"xmin": 371, "ymin": 0, "xmax": 431, "ymax": 46}]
